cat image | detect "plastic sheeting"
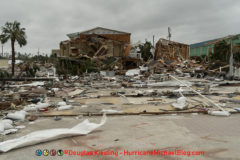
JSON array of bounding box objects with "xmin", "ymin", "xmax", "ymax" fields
[
  {"xmin": 57, "ymin": 101, "xmax": 67, "ymax": 106},
  {"xmin": 125, "ymin": 69, "xmax": 140, "ymax": 76},
  {"xmin": 68, "ymin": 89, "xmax": 84, "ymax": 97},
  {"xmin": 101, "ymin": 109, "xmax": 123, "ymax": 114},
  {"xmin": 172, "ymin": 97, "xmax": 188, "ymax": 110},
  {"xmin": 0, "ymin": 119, "xmax": 14, "ymax": 130},
  {"xmin": 57, "ymin": 105, "xmax": 73, "ymax": 110},
  {"xmin": 0, "ymin": 119, "xmax": 14, "ymax": 134},
  {"xmin": 7, "ymin": 111, "xmax": 27, "ymax": 121},
  {"xmin": 9, "ymin": 82, "xmax": 44, "ymax": 87},
  {"xmin": 0, "ymin": 114, "xmax": 106, "ymax": 152},
  {"xmin": 23, "ymin": 103, "xmax": 50, "ymax": 111},
  {"xmin": 208, "ymin": 111, "xmax": 230, "ymax": 117}
]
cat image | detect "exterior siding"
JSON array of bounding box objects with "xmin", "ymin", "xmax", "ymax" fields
[
  {"xmin": 190, "ymin": 35, "xmax": 240, "ymax": 57},
  {"xmin": 190, "ymin": 45, "xmax": 214, "ymax": 57}
]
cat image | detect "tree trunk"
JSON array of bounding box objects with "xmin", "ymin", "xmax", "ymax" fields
[{"xmin": 11, "ymin": 39, "xmax": 15, "ymax": 77}]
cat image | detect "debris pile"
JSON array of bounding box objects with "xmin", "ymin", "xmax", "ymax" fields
[{"xmin": 58, "ymin": 33, "xmax": 143, "ymax": 75}]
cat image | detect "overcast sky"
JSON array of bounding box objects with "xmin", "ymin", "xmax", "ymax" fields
[{"xmin": 0, "ymin": 0, "xmax": 240, "ymax": 55}]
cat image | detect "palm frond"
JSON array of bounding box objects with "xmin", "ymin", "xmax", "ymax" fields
[
  {"xmin": 0, "ymin": 34, "xmax": 10, "ymax": 44},
  {"xmin": 0, "ymin": 21, "xmax": 27, "ymax": 47}
]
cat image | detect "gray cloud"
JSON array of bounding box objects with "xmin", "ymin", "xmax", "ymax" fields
[{"xmin": 0, "ymin": 0, "xmax": 240, "ymax": 55}]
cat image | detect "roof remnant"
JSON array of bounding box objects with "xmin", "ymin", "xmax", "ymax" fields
[{"xmin": 67, "ymin": 27, "xmax": 131, "ymax": 39}]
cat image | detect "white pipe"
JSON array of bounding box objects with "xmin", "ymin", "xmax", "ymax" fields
[{"xmin": 170, "ymin": 75, "xmax": 226, "ymax": 112}]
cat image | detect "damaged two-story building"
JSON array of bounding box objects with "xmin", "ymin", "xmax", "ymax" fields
[
  {"xmin": 60, "ymin": 27, "xmax": 130, "ymax": 58},
  {"xmin": 154, "ymin": 38, "xmax": 189, "ymax": 61},
  {"xmin": 58, "ymin": 27, "xmax": 142, "ymax": 75}
]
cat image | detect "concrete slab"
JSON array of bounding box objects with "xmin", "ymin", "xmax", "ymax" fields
[{"xmin": 1, "ymin": 114, "xmax": 240, "ymax": 160}]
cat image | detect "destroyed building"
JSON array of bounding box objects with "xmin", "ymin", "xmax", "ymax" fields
[
  {"xmin": 190, "ymin": 34, "xmax": 240, "ymax": 57},
  {"xmin": 189, "ymin": 34, "xmax": 240, "ymax": 79},
  {"xmin": 58, "ymin": 27, "xmax": 142, "ymax": 74},
  {"xmin": 59, "ymin": 27, "xmax": 131, "ymax": 58},
  {"xmin": 154, "ymin": 38, "xmax": 189, "ymax": 61}
]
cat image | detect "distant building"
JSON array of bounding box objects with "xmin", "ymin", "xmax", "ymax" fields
[
  {"xmin": 51, "ymin": 49, "xmax": 60, "ymax": 57},
  {"xmin": 190, "ymin": 34, "xmax": 240, "ymax": 57},
  {"xmin": 0, "ymin": 59, "xmax": 9, "ymax": 69}
]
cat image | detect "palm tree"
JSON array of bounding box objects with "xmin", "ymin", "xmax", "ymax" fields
[{"xmin": 0, "ymin": 21, "xmax": 27, "ymax": 76}]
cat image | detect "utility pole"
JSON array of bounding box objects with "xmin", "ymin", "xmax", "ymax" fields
[
  {"xmin": 167, "ymin": 27, "xmax": 171, "ymax": 41},
  {"xmin": 152, "ymin": 35, "xmax": 155, "ymax": 47},
  {"xmin": 1, "ymin": 44, "xmax": 3, "ymax": 57},
  {"xmin": 229, "ymin": 39, "xmax": 233, "ymax": 78}
]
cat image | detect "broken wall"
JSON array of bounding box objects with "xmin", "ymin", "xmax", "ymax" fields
[
  {"xmin": 60, "ymin": 36, "xmax": 126, "ymax": 58},
  {"xmin": 154, "ymin": 38, "xmax": 189, "ymax": 61},
  {"xmin": 60, "ymin": 41, "xmax": 70, "ymax": 57},
  {"xmin": 80, "ymin": 34, "xmax": 130, "ymax": 43}
]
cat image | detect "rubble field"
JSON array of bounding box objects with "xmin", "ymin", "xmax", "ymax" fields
[
  {"xmin": 0, "ymin": 64, "xmax": 239, "ymax": 159},
  {"xmin": 0, "ymin": 30, "xmax": 240, "ymax": 159}
]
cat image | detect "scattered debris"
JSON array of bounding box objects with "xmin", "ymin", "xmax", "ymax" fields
[
  {"xmin": 23, "ymin": 103, "xmax": 50, "ymax": 111},
  {"xmin": 57, "ymin": 101, "xmax": 67, "ymax": 106},
  {"xmin": 68, "ymin": 89, "xmax": 84, "ymax": 97},
  {"xmin": 0, "ymin": 120, "xmax": 14, "ymax": 133},
  {"xmin": 15, "ymin": 125, "xmax": 26, "ymax": 129},
  {"xmin": 101, "ymin": 109, "xmax": 123, "ymax": 114},
  {"xmin": 2, "ymin": 129, "xmax": 18, "ymax": 135},
  {"xmin": 125, "ymin": 69, "xmax": 140, "ymax": 76},
  {"xmin": 57, "ymin": 105, "xmax": 73, "ymax": 111},
  {"xmin": 54, "ymin": 116, "xmax": 62, "ymax": 121},
  {"xmin": 27, "ymin": 115, "xmax": 38, "ymax": 121},
  {"xmin": 172, "ymin": 97, "xmax": 188, "ymax": 110},
  {"xmin": 7, "ymin": 111, "xmax": 27, "ymax": 121},
  {"xmin": 208, "ymin": 111, "xmax": 231, "ymax": 117}
]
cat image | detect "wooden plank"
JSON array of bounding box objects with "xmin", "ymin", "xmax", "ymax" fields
[{"xmin": 0, "ymin": 78, "xmax": 55, "ymax": 81}]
